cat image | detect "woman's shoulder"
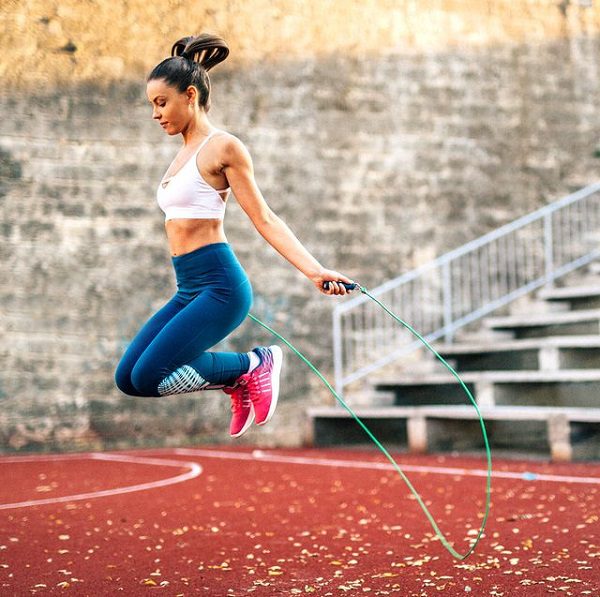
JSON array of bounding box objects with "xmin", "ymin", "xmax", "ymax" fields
[
  {"xmin": 214, "ymin": 130, "xmax": 251, "ymax": 161},
  {"xmin": 214, "ymin": 129, "xmax": 244, "ymax": 147}
]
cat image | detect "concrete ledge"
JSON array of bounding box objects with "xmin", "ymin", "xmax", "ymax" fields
[
  {"xmin": 436, "ymin": 335, "xmax": 600, "ymax": 354},
  {"xmin": 485, "ymin": 308, "xmax": 600, "ymax": 329},
  {"xmin": 308, "ymin": 404, "xmax": 600, "ymax": 422},
  {"xmin": 435, "ymin": 336, "xmax": 600, "ymax": 372},
  {"xmin": 376, "ymin": 369, "xmax": 600, "ymax": 386},
  {"xmin": 375, "ymin": 370, "xmax": 600, "ymax": 409},
  {"xmin": 538, "ymin": 285, "xmax": 600, "ymax": 301},
  {"xmin": 308, "ymin": 405, "xmax": 600, "ymax": 461}
]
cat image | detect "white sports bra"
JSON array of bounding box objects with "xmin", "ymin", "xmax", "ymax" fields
[{"xmin": 156, "ymin": 130, "xmax": 229, "ymax": 221}]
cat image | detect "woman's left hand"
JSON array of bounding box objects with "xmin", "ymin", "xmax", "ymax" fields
[{"xmin": 312, "ymin": 269, "xmax": 357, "ymax": 296}]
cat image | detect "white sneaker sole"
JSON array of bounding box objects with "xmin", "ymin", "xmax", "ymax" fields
[
  {"xmin": 256, "ymin": 345, "xmax": 282, "ymax": 426},
  {"xmin": 230, "ymin": 405, "xmax": 255, "ymax": 438}
]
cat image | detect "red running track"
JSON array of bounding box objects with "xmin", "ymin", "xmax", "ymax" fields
[{"xmin": 1, "ymin": 446, "xmax": 599, "ymax": 596}]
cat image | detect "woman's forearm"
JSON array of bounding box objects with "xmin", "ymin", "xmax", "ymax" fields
[
  {"xmin": 255, "ymin": 211, "xmax": 324, "ymax": 279},
  {"xmin": 223, "ymin": 135, "xmax": 354, "ymax": 295}
]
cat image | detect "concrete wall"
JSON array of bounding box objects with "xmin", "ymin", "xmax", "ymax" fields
[
  {"xmin": 3, "ymin": 0, "xmax": 600, "ymax": 88},
  {"xmin": 1, "ymin": 1, "xmax": 599, "ymax": 450}
]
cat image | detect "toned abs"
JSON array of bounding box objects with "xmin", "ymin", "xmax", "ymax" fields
[{"xmin": 165, "ymin": 218, "xmax": 227, "ymax": 256}]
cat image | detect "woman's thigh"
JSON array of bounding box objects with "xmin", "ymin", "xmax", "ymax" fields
[
  {"xmin": 130, "ymin": 279, "xmax": 252, "ymax": 395},
  {"xmin": 114, "ymin": 296, "xmax": 185, "ymax": 395}
]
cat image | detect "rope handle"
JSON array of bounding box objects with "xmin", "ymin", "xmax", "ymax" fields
[{"xmin": 323, "ymin": 281, "xmax": 358, "ymax": 291}]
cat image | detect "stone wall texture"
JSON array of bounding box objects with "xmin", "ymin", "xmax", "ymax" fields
[{"xmin": 1, "ymin": 0, "xmax": 599, "ymax": 451}]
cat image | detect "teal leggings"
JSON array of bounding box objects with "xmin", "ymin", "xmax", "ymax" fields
[{"xmin": 115, "ymin": 243, "xmax": 252, "ymax": 397}]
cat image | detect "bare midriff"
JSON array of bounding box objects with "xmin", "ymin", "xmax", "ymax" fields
[{"xmin": 165, "ymin": 218, "xmax": 227, "ymax": 256}]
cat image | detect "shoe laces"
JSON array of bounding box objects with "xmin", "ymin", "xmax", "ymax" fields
[{"xmin": 230, "ymin": 387, "xmax": 251, "ymax": 413}]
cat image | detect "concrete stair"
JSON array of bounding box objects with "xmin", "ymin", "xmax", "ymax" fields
[
  {"xmin": 436, "ymin": 336, "xmax": 600, "ymax": 371},
  {"xmin": 309, "ymin": 405, "xmax": 600, "ymax": 462},
  {"xmin": 538, "ymin": 285, "xmax": 600, "ymax": 310},
  {"xmin": 375, "ymin": 369, "xmax": 600, "ymax": 408},
  {"xmin": 309, "ymin": 267, "xmax": 600, "ymax": 460},
  {"xmin": 484, "ymin": 309, "xmax": 600, "ymax": 339}
]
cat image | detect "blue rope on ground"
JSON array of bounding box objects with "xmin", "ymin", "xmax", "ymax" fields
[{"xmin": 249, "ymin": 283, "xmax": 492, "ymax": 561}]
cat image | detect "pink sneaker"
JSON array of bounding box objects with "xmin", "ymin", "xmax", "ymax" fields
[
  {"xmin": 246, "ymin": 346, "xmax": 283, "ymax": 425},
  {"xmin": 223, "ymin": 384, "xmax": 254, "ymax": 438}
]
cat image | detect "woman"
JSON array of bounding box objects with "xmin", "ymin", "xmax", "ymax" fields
[{"xmin": 115, "ymin": 33, "xmax": 355, "ymax": 438}]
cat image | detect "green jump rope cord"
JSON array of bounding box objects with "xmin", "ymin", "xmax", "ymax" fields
[{"xmin": 249, "ymin": 284, "xmax": 492, "ymax": 561}]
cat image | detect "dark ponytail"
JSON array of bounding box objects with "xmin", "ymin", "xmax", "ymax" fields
[{"xmin": 147, "ymin": 33, "xmax": 229, "ymax": 112}]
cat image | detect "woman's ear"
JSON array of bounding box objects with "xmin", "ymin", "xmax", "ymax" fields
[{"xmin": 186, "ymin": 85, "xmax": 198, "ymax": 105}]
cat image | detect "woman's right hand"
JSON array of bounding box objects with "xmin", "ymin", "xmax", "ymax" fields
[{"xmin": 311, "ymin": 268, "xmax": 357, "ymax": 296}]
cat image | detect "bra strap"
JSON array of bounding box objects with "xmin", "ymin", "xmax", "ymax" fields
[{"xmin": 196, "ymin": 129, "xmax": 221, "ymax": 152}]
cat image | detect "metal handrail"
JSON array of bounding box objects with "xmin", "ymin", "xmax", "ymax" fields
[{"xmin": 333, "ymin": 182, "xmax": 600, "ymax": 397}]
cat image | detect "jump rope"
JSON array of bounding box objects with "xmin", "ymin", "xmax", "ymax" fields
[{"xmin": 249, "ymin": 281, "xmax": 492, "ymax": 561}]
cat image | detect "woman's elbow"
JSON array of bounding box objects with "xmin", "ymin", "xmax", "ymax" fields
[{"xmin": 254, "ymin": 208, "xmax": 278, "ymax": 230}]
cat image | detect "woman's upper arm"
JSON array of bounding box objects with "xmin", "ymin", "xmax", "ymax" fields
[{"xmin": 221, "ymin": 136, "xmax": 273, "ymax": 228}]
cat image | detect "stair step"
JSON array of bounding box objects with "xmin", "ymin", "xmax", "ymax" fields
[
  {"xmin": 538, "ymin": 285, "xmax": 600, "ymax": 310},
  {"xmin": 378, "ymin": 369, "xmax": 600, "ymax": 385},
  {"xmin": 375, "ymin": 369, "xmax": 600, "ymax": 409},
  {"xmin": 437, "ymin": 335, "xmax": 600, "ymax": 354},
  {"xmin": 539, "ymin": 285, "xmax": 600, "ymax": 301},
  {"xmin": 484, "ymin": 308, "xmax": 600, "ymax": 338},
  {"xmin": 485, "ymin": 308, "xmax": 600, "ymax": 328},
  {"xmin": 435, "ymin": 336, "xmax": 600, "ymax": 371},
  {"xmin": 308, "ymin": 405, "xmax": 600, "ymax": 461},
  {"xmin": 309, "ymin": 404, "xmax": 600, "ymax": 422}
]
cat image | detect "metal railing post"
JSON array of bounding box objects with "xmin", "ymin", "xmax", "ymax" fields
[
  {"xmin": 442, "ymin": 260, "xmax": 453, "ymax": 343},
  {"xmin": 544, "ymin": 211, "xmax": 554, "ymax": 287}
]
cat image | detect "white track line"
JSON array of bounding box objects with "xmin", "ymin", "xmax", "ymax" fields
[
  {"xmin": 0, "ymin": 453, "xmax": 202, "ymax": 510},
  {"xmin": 175, "ymin": 448, "xmax": 600, "ymax": 485}
]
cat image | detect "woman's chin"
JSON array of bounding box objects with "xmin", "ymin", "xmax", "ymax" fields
[{"xmin": 161, "ymin": 123, "xmax": 178, "ymax": 135}]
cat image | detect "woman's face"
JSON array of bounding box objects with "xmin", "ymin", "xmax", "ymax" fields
[{"xmin": 146, "ymin": 78, "xmax": 195, "ymax": 135}]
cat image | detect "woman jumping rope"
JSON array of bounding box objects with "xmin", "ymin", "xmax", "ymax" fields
[{"xmin": 115, "ymin": 33, "xmax": 356, "ymax": 438}]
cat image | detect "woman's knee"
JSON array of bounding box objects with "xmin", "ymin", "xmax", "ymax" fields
[
  {"xmin": 114, "ymin": 359, "xmax": 138, "ymax": 396},
  {"xmin": 114, "ymin": 358, "xmax": 155, "ymax": 397},
  {"xmin": 130, "ymin": 360, "xmax": 162, "ymax": 397}
]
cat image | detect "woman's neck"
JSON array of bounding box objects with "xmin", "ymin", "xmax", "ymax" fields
[{"xmin": 181, "ymin": 113, "xmax": 214, "ymax": 146}]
